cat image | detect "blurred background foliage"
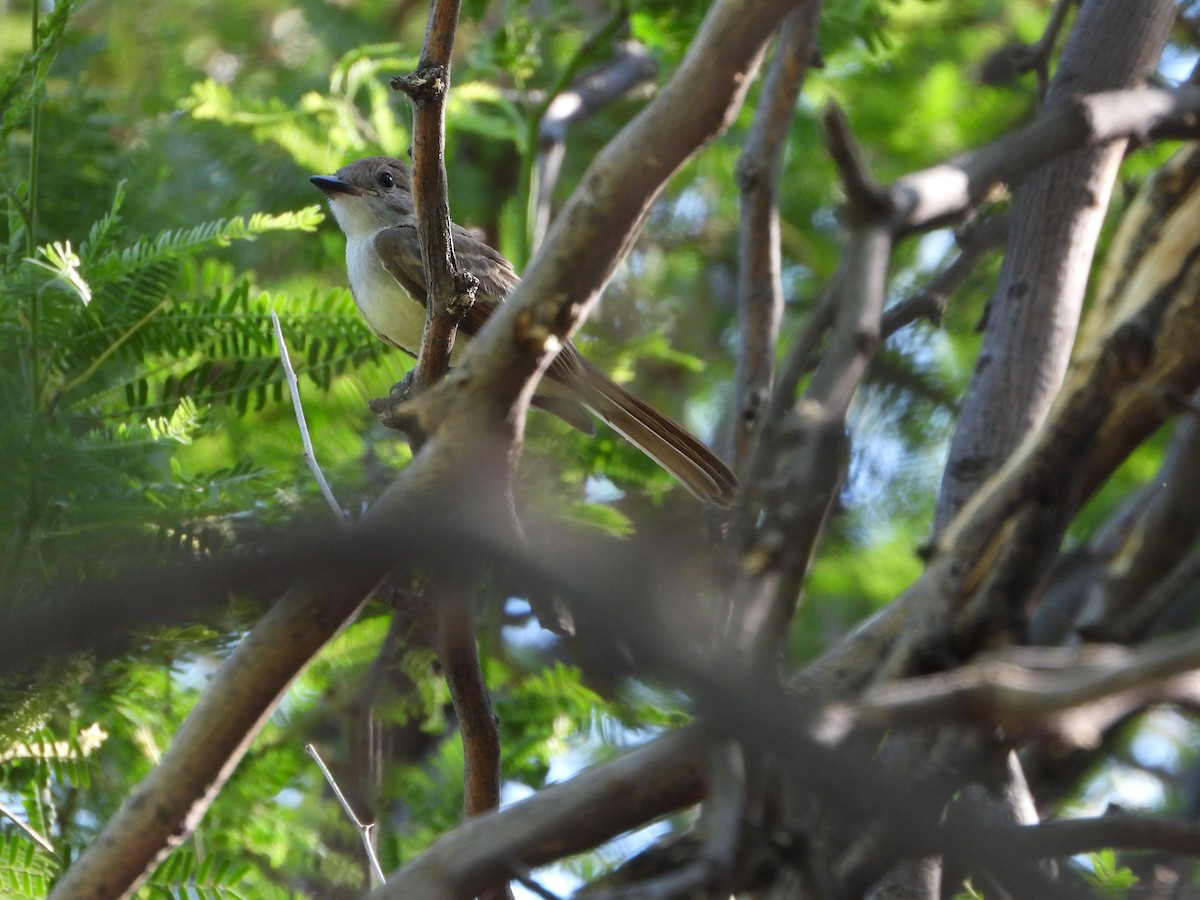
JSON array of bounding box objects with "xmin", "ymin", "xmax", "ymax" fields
[{"xmin": 0, "ymin": 0, "xmax": 1194, "ymax": 895}]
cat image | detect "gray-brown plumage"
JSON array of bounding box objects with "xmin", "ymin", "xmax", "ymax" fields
[{"xmin": 312, "ymin": 156, "xmax": 737, "ymax": 508}]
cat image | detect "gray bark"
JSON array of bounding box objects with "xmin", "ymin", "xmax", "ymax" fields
[{"xmin": 934, "ymin": 0, "xmax": 1176, "ymax": 533}]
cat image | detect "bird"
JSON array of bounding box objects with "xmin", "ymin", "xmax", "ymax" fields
[{"xmin": 311, "ymin": 156, "xmax": 737, "ymax": 508}]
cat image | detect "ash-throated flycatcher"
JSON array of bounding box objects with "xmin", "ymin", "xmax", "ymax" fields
[{"xmin": 312, "ymin": 156, "xmax": 737, "ymax": 507}]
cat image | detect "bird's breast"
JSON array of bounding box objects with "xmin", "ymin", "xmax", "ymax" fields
[{"xmin": 345, "ymin": 234, "xmax": 427, "ymax": 355}]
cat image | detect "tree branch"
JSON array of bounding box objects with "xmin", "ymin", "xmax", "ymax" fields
[
  {"xmin": 374, "ymin": 728, "xmax": 710, "ymax": 899},
  {"xmin": 390, "ymin": 0, "xmax": 475, "ymax": 395},
  {"xmin": 530, "ymin": 32, "xmax": 656, "ymax": 252},
  {"xmin": 391, "ymin": 12, "xmax": 509, "ymax": 893},
  {"xmin": 890, "ymin": 82, "xmax": 1200, "ymax": 235},
  {"xmin": 729, "ymin": 2, "xmax": 821, "ymax": 471},
  {"xmin": 819, "ymin": 636, "xmax": 1200, "ymax": 748},
  {"xmin": 1012, "ymin": 811, "xmax": 1200, "ymax": 860},
  {"xmin": 1076, "ymin": 414, "xmax": 1200, "ymax": 641},
  {"xmin": 822, "ymin": 102, "xmax": 892, "ymax": 217},
  {"xmin": 730, "ymin": 224, "xmax": 891, "ymax": 660},
  {"xmin": 880, "ymin": 213, "xmax": 1010, "ymax": 339},
  {"xmin": 935, "ymin": 0, "xmax": 1175, "ymax": 533},
  {"xmin": 434, "ymin": 581, "xmax": 502, "ymax": 819}
]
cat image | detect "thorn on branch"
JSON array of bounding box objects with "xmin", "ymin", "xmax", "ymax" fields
[
  {"xmin": 391, "ymin": 65, "xmax": 449, "ymax": 104},
  {"xmin": 271, "ymin": 310, "xmax": 347, "ymax": 522},
  {"xmin": 306, "ymin": 743, "xmax": 386, "ymax": 886}
]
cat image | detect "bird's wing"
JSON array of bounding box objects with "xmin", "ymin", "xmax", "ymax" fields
[
  {"xmin": 374, "ymin": 220, "xmax": 586, "ymax": 386},
  {"xmin": 373, "ymin": 222, "xmax": 510, "ymax": 338}
]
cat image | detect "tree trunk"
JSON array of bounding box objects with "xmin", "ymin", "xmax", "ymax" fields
[{"xmin": 934, "ymin": 0, "xmax": 1176, "ymax": 533}]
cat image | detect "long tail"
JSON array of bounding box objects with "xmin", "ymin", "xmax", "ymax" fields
[{"xmin": 564, "ymin": 355, "xmax": 738, "ymax": 508}]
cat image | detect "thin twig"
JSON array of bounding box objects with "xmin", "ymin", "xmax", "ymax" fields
[
  {"xmin": 729, "ymin": 2, "xmax": 821, "ymax": 472},
  {"xmin": 527, "ymin": 10, "xmax": 651, "ymax": 253},
  {"xmin": 390, "ymin": 0, "xmax": 468, "ymax": 395},
  {"xmin": 880, "ymin": 213, "xmax": 1010, "ymax": 339},
  {"xmin": 1028, "ymin": 0, "xmax": 1078, "ymax": 102},
  {"xmin": 434, "ymin": 580, "xmax": 504, "ymax": 821},
  {"xmin": 271, "ymin": 311, "xmax": 346, "ymax": 522},
  {"xmin": 306, "ymin": 743, "xmax": 387, "ymax": 888},
  {"xmin": 979, "ymin": 0, "xmax": 1076, "ymax": 100},
  {"xmin": 0, "ymin": 796, "xmax": 57, "ymax": 857}
]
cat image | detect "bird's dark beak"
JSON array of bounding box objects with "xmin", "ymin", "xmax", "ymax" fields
[{"xmin": 310, "ymin": 175, "xmax": 364, "ymax": 197}]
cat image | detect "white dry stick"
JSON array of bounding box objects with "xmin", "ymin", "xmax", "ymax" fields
[
  {"xmin": 306, "ymin": 743, "xmax": 387, "ymax": 887},
  {"xmin": 271, "ymin": 310, "xmax": 346, "ymax": 522},
  {"xmin": 0, "ymin": 797, "xmax": 58, "ymax": 858}
]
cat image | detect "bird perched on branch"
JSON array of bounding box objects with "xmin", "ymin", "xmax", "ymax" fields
[{"xmin": 312, "ymin": 156, "xmax": 737, "ymax": 507}]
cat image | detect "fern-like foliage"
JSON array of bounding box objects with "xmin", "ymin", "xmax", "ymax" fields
[
  {"xmin": 0, "ymin": 837, "xmax": 57, "ymax": 900},
  {"xmin": 143, "ymin": 848, "xmax": 255, "ymax": 900},
  {"xmin": 35, "ymin": 202, "xmax": 330, "ymax": 414},
  {"xmin": 0, "ymin": 181, "xmax": 341, "ymax": 597},
  {"xmin": 0, "ymin": 6, "xmax": 466, "ymax": 895}
]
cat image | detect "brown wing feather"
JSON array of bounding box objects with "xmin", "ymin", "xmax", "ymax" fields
[
  {"xmin": 555, "ymin": 348, "xmax": 737, "ymax": 507},
  {"xmin": 372, "ymin": 219, "xmax": 736, "ymax": 504},
  {"xmin": 373, "ymin": 221, "xmax": 511, "ymax": 338}
]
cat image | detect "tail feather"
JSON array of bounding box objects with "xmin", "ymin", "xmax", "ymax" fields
[{"xmin": 565, "ymin": 356, "xmax": 738, "ymax": 508}]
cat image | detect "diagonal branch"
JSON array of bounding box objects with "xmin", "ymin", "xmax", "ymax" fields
[
  {"xmin": 727, "ymin": 106, "xmax": 893, "ymax": 661},
  {"xmin": 730, "ymin": 224, "xmax": 891, "ymax": 660},
  {"xmin": 529, "ymin": 32, "xmax": 656, "ymax": 253},
  {"xmin": 374, "ymin": 729, "xmax": 709, "ymax": 899},
  {"xmin": 821, "ymin": 636, "xmax": 1200, "ymax": 748},
  {"xmin": 396, "ymin": 0, "xmax": 798, "ymax": 447},
  {"xmin": 890, "ymin": 83, "xmax": 1200, "ymax": 235},
  {"xmin": 880, "ymin": 213, "xmax": 1010, "ymax": 339}
]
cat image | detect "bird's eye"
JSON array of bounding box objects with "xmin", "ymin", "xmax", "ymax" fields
[{"xmin": 378, "ymin": 171, "xmax": 395, "ymax": 189}]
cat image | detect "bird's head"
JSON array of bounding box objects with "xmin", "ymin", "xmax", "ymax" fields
[{"xmin": 310, "ymin": 156, "xmax": 414, "ymax": 238}]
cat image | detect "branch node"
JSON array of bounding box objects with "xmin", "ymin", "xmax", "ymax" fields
[
  {"xmin": 369, "ymin": 372, "xmax": 428, "ymax": 442},
  {"xmin": 391, "ymin": 65, "xmax": 449, "ymax": 104},
  {"xmin": 821, "ymin": 101, "xmax": 892, "ymax": 221},
  {"xmin": 451, "ymin": 270, "xmax": 479, "ymax": 317}
]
